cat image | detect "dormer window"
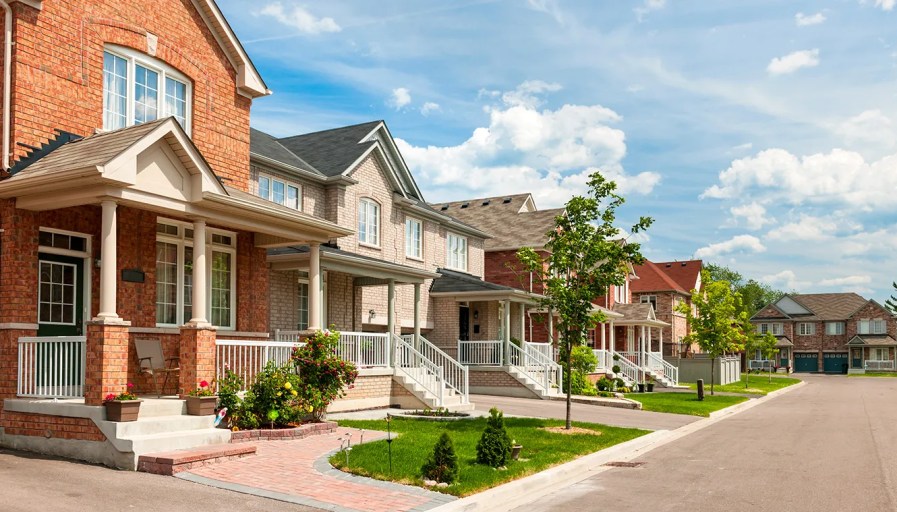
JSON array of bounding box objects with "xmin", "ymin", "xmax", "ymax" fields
[{"xmin": 103, "ymin": 46, "xmax": 191, "ymax": 133}]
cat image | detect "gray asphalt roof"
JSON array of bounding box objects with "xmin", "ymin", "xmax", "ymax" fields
[
  {"xmin": 430, "ymin": 268, "xmax": 519, "ymax": 294},
  {"xmin": 249, "ymin": 128, "xmax": 322, "ymax": 175},
  {"xmin": 275, "ymin": 121, "xmax": 382, "ymax": 177}
]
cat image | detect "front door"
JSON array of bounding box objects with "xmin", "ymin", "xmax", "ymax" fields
[
  {"xmin": 37, "ymin": 253, "xmax": 84, "ymax": 336},
  {"xmin": 458, "ymin": 305, "xmax": 470, "ymax": 341},
  {"xmin": 852, "ymin": 348, "xmax": 862, "ymax": 369}
]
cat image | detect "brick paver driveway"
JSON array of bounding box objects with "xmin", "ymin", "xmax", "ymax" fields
[
  {"xmin": 517, "ymin": 375, "xmax": 897, "ymax": 512},
  {"xmin": 180, "ymin": 428, "xmax": 454, "ymax": 512}
]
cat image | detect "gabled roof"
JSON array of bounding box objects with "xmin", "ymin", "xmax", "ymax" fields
[
  {"xmin": 631, "ymin": 260, "xmax": 695, "ymax": 294},
  {"xmin": 610, "ymin": 303, "xmax": 669, "ymax": 327},
  {"xmin": 277, "ymin": 121, "xmax": 382, "ymax": 178},
  {"xmin": 846, "ymin": 335, "xmax": 897, "ymax": 347},
  {"xmin": 429, "ymin": 268, "xmax": 539, "ymax": 303},
  {"xmin": 431, "ymin": 193, "xmax": 564, "ymax": 251},
  {"xmin": 250, "ymin": 128, "xmax": 322, "ymax": 176},
  {"xmin": 774, "ymin": 336, "xmax": 794, "ymax": 348},
  {"xmin": 789, "ymin": 293, "xmax": 869, "ymax": 321}
]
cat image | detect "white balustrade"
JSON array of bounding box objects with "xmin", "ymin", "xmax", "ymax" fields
[
  {"xmin": 592, "ymin": 349, "xmax": 610, "ymax": 371},
  {"xmin": 865, "ymin": 359, "xmax": 895, "ymax": 371},
  {"xmin": 337, "ymin": 332, "xmax": 389, "ymax": 368},
  {"xmin": 509, "ymin": 342, "xmax": 563, "ymax": 395},
  {"xmin": 17, "ymin": 336, "xmax": 86, "ymax": 398},
  {"xmin": 457, "ymin": 340, "xmax": 503, "ymax": 366},
  {"xmin": 216, "ymin": 339, "xmax": 303, "ymax": 390},
  {"xmin": 646, "ymin": 351, "xmax": 679, "ymax": 386},
  {"xmin": 402, "ymin": 334, "xmax": 469, "ymax": 404},
  {"xmin": 393, "ymin": 334, "xmax": 445, "ymax": 405},
  {"xmin": 749, "ymin": 359, "xmax": 774, "ymax": 370},
  {"xmin": 610, "ymin": 352, "xmax": 640, "ymax": 385}
]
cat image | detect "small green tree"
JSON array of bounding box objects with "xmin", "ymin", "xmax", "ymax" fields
[
  {"xmin": 677, "ymin": 270, "xmax": 747, "ymax": 395},
  {"xmin": 476, "ymin": 407, "xmax": 512, "ymax": 467},
  {"xmin": 517, "ymin": 172, "xmax": 652, "ymax": 428},
  {"xmin": 562, "ymin": 346, "xmax": 598, "ymax": 396},
  {"xmin": 758, "ymin": 333, "xmax": 779, "ymax": 383},
  {"xmin": 422, "ymin": 432, "xmax": 460, "ymax": 484}
]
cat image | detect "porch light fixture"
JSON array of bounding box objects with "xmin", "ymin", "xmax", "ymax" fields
[{"xmin": 473, "ymin": 310, "xmax": 479, "ymax": 320}]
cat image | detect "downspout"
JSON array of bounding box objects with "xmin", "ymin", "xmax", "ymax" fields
[{"xmin": 0, "ymin": 0, "xmax": 11, "ymax": 173}]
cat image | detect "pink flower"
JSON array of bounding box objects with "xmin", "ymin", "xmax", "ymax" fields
[
  {"xmin": 105, "ymin": 393, "xmax": 115, "ymax": 401},
  {"xmin": 199, "ymin": 380, "xmax": 209, "ymax": 388},
  {"xmin": 126, "ymin": 382, "xmax": 134, "ymax": 389}
]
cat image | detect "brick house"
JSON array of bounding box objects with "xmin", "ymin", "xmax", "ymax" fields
[
  {"xmin": 630, "ymin": 259, "xmax": 702, "ymax": 356},
  {"xmin": 0, "ymin": 0, "xmax": 361, "ymax": 468},
  {"xmin": 750, "ymin": 293, "xmax": 897, "ymax": 373}
]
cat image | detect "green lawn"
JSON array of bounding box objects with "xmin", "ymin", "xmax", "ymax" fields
[
  {"xmin": 332, "ymin": 416, "xmax": 648, "ymax": 497},
  {"xmin": 625, "ymin": 392, "xmax": 748, "ymax": 416},
  {"xmin": 848, "ymin": 372, "xmax": 897, "ymax": 378},
  {"xmin": 684, "ymin": 374, "xmax": 801, "ymax": 395}
]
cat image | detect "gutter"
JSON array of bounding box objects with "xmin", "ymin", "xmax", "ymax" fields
[{"xmin": 1, "ymin": 0, "xmax": 11, "ymax": 173}]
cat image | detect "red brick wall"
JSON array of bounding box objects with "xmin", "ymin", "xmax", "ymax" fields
[
  {"xmin": 1, "ymin": 412, "xmax": 105, "ymax": 442},
  {"xmin": 484, "ymin": 250, "xmax": 542, "ymax": 293},
  {"xmin": 6, "ymin": 1, "xmax": 252, "ymax": 188}
]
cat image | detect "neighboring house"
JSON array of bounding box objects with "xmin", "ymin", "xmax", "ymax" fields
[
  {"xmin": 630, "ymin": 260, "xmax": 702, "ymax": 356},
  {"xmin": 750, "ymin": 293, "xmax": 897, "ymax": 373}
]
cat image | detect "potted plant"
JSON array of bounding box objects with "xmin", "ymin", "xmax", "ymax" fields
[
  {"xmin": 186, "ymin": 380, "xmax": 218, "ymax": 416},
  {"xmin": 646, "ymin": 374, "xmax": 655, "ymax": 392},
  {"xmin": 104, "ymin": 383, "xmax": 141, "ymax": 422},
  {"xmin": 511, "ymin": 439, "xmax": 523, "ymax": 461}
]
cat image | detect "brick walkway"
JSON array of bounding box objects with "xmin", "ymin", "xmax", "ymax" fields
[{"xmin": 177, "ymin": 428, "xmax": 455, "ymax": 512}]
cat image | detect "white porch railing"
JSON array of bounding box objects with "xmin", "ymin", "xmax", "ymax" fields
[
  {"xmin": 610, "ymin": 352, "xmax": 640, "ymax": 385},
  {"xmin": 17, "ymin": 336, "xmax": 86, "ymax": 398},
  {"xmin": 337, "ymin": 332, "xmax": 389, "ymax": 368},
  {"xmin": 402, "ymin": 334, "xmax": 469, "ymax": 404},
  {"xmin": 865, "ymin": 360, "xmax": 895, "ymax": 371},
  {"xmin": 524, "ymin": 341, "xmax": 554, "ymax": 362},
  {"xmin": 749, "ymin": 359, "xmax": 774, "ymax": 370},
  {"xmin": 647, "ymin": 351, "xmax": 679, "ymax": 386},
  {"xmin": 509, "ymin": 342, "xmax": 563, "ymax": 395},
  {"xmin": 457, "ymin": 340, "xmax": 503, "ymax": 366},
  {"xmin": 216, "ymin": 339, "xmax": 303, "ymax": 390},
  {"xmin": 393, "ymin": 334, "xmax": 445, "ymax": 405},
  {"xmin": 592, "ymin": 349, "xmax": 610, "ymax": 371},
  {"xmin": 274, "ymin": 329, "xmax": 301, "ymax": 343}
]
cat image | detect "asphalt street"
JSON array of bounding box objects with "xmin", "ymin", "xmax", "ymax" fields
[{"xmin": 517, "ymin": 374, "xmax": 897, "ymax": 512}]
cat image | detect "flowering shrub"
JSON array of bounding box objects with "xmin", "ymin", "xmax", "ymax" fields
[
  {"xmin": 236, "ymin": 361, "xmax": 304, "ymax": 429},
  {"xmin": 291, "ymin": 327, "xmax": 358, "ymax": 420},
  {"xmin": 216, "ymin": 367, "xmax": 244, "ymax": 416},
  {"xmin": 104, "ymin": 382, "xmax": 138, "ymax": 402},
  {"xmin": 187, "ymin": 380, "xmax": 216, "ymax": 397}
]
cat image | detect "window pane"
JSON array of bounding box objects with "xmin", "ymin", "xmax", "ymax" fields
[
  {"xmin": 258, "ymin": 176, "xmax": 270, "ymax": 200},
  {"xmin": 155, "ymin": 242, "xmax": 178, "ymax": 324},
  {"xmin": 183, "ymin": 246, "xmax": 193, "ymax": 322},
  {"xmin": 103, "ymin": 52, "xmax": 128, "ymax": 130},
  {"xmin": 287, "ymin": 186, "xmax": 299, "ymax": 209},
  {"xmin": 211, "ymin": 251, "xmax": 232, "ymax": 327},
  {"xmin": 297, "ymin": 282, "xmax": 309, "ymax": 330},
  {"xmin": 134, "ymin": 65, "xmax": 159, "ymax": 124},
  {"xmin": 165, "ymin": 77, "xmax": 187, "ymax": 128},
  {"xmin": 273, "ymin": 180, "xmax": 285, "ymax": 205}
]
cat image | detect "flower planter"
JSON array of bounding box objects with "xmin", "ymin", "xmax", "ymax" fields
[
  {"xmin": 637, "ymin": 383, "xmax": 646, "ymax": 393},
  {"xmin": 511, "ymin": 444, "xmax": 523, "ymax": 461},
  {"xmin": 186, "ymin": 395, "xmax": 218, "ymax": 416},
  {"xmin": 105, "ymin": 400, "xmax": 141, "ymax": 422},
  {"xmin": 646, "ymin": 383, "xmax": 655, "ymax": 392}
]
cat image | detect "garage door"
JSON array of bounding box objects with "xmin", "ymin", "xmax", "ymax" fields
[
  {"xmin": 823, "ymin": 352, "xmax": 848, "ymax": 373},
  {"xmin": 794, "ymin": 353, "xmax": 818, "ymax": 372}
]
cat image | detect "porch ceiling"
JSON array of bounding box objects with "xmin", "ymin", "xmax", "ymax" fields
[
  {"xmin": 0, "ymin": 119, "xmax": 351, "ymax": 245},
  {"xmin": 268, "ymin": 245, "xmax": 439, "ymax": 284}
]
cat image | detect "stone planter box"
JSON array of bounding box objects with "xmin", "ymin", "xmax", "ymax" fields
[
  {"xmin": 105, "ymin": 400, "xmax": 141, "ymax": 422},
  {"xmin": 230, "ymin": 421, "xmax": 338, "ymax": 443},
  {"xmin": 186, "ymin": 396, "xmax": 218, "ymax": 416}
]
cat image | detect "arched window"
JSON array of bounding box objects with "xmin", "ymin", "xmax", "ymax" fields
[{"xmin": 358, "ymin": 198, "xmax": 380, "ymax": 246}]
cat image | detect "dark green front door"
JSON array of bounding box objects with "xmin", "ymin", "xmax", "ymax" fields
[
  {"xmin": 794, "ymin": 352, "xmax": 818, "ymax": 372},
  {"xmin": 823, "ymin": 352, "xmax": 848, "ymax": 373},
  {"xmin": 37, "ymin": 253, "xmax": 84, "ymax": 337},
  {"xmin": 851, "ymin": 348, "xmax": 862, "ymax": 369}
]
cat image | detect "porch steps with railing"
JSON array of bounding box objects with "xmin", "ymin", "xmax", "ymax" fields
[
  {"xmin": 394, "ymin": 334, "xmax": 473, "ymax": 412},
  {"xmin": 612, "ymin": 351, "xmax": 684, "ymax": 388},
  {"xmin": 508, "ymin": 343, "xmax": 563, "ymax": 400}
]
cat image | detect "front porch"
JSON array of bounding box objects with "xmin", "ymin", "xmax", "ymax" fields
[{"xmin": 846, "ymin": 336, "xmax": 897, "ymax": 374}]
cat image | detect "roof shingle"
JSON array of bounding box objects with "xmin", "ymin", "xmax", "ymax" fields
[{"xmin": 431, "ymin": 194, "xmax": 563, "ymax": 250}]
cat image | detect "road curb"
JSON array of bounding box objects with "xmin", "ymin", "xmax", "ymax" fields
[{"xmin": 431, "ymin": 379, "xmax": 806, "ymax": 512}]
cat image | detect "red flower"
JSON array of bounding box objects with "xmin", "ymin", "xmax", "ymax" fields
[
  {"xmin": 199, "ymin": 380, "xmax": 209, "ymax": 388},
  {"xmin": 104, "ymin": 393, "xmax": 115, "ymax": 401},
  {"xmin": 126, "ymin": 382, "xmax": 134, "ymax": 389}
]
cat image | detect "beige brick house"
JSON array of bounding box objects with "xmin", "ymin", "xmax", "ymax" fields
[{"xmin": 750, "ymin": 293, "xmax": 897, "ymax": 373}]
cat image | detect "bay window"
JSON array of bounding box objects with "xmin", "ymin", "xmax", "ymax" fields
[
  {"xmin": 446, "ymin": 232, "xmax": 467, "ymax": 271},
  {"xmin": 155, "ymin": 220, "xmax": 235, "ymax": 328},
  {"xmin": 103, "ymin": 46, "xmax": 191, "ymax": 133},
  {"xmin": 358, "ymin": 198, "xmax": 380, "ymax": 246}
]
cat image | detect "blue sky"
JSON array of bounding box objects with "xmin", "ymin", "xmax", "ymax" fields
[{"xmin": 218, "ymin": 0, "xmax": 897, "ymax": 303}]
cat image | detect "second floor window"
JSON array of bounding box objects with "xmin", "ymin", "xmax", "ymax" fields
[
  {"xmin": 797, "ymin": 322, "xmax": 815, "ymax": 335},
  {"xmin": 825, "ymin": 322, "xmax": 846, "ymax": 335},
  {"xmin": 358, "ymin": 198, "xmax": 380, "ymax": 246},
  {"xmin": 858, "ymin": 318, "xmax": 886, "ymax": 335},
  {"xmin": 757, "ymin": 322, "xmax": 783, "ymax": 335},
  {"xmin": 405, "ymin": 217, "xmax": 422, "ymax": 259},
  {"xmin": 103, "ymin": 46, "xmax": 191, "ymax": 133},
  {"xmin": 446, "ymin": 232, "xmax": 467, "ymax": 271},
  {"xmin": 258, "ymin": 174, "xmax": 301, "ymax": 210},
  {"xmin": 640, "ymin": 295, "xmax": 657, "ymax": 311}
]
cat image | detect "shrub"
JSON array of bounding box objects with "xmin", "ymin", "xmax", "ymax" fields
[
  {"xmin": 216, "ymin": 367, "xmax": 244, "ymax": 416},
  {"xmin": 421, "ymin": 432, "xmax": 460, "ymax": 484},
  {"xmin": 247, "ymin": 361, "xmax": 304, "ymax": 428},
  {"xmin": 596, "ymin": 377, "xmax": 612, "ymax": 391},
  {"xmin": 612, "ymin": 365, "xmax": 621, "ymax": 374},
  {"xmin": 476, "ymin": 407, "xmax": 512, "ymax": 468},
  {"xmin": 291, "ymin": 328, "xmax": 359, "ymax": 420},
  {"xmin": 568, "ymin": 346, "xmax": 598, "ymax": 374}
]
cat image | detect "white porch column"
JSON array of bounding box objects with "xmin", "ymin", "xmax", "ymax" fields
[
  {"xmin": 659, "ymin": 327, "xmax": 664, "ymax": 355},
  {"xmin": 610, "ymin": 321, "xmax": 615, "ymax": 353},
  {"xmin": 518, "ymin": 302, "xmax": 525, "ymax": 342},
  {"xmin": 188, "ymin": 218, "xmax": 209, "ymax": 326},
  {"xmin": 640, "ymin": 325, "xmax": 646, "ymax": 382},
  {"xmin": 548, "ymin": 308, "xmax": 554, "ymax": 344},
  {"xmin": 387, "ymin": 279, "xmax": 396, "ymax": 366},
  {"xmin": 97, "ymin": 200, "xmax": 119, "ymax": 320},
  {"xmin": 503, "ymin": 299, "xmax": 511, "ymax": 365},
  {"xmin": 601, "ymin": 323, "xmax": 606, "ymax": 352},
  {"xmin": 413, "ymin": 283, "xmax": 421, "ymax": 347},
  {"xmin": 648, "ymin": 326, "xmax": 653, "ymax": 353},
  {"xmin": 308, "ymin": 243, "xmax": 322, "ymax": 331}
]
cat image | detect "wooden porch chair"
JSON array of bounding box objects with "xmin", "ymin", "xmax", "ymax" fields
[{"xmin": 135, "ymin": 338, "xmax": 180, "ymax": 397}]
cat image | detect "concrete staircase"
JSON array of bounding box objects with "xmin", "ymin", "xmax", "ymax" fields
[
  {"xmin": 98, "ymin": 399, "xmax": 230, "ymax": 469},
  {"xmin": 507, "ymin": 366, "xmax": 563, "ymax": 400},
  {"xmin": 393, "ymin": 369, "xmax": 474, "ymax": 412}
]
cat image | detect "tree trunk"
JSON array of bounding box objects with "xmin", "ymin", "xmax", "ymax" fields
[
  {"xmin": 710, "ymin": 356, "xmax": 716, "ymax": 395},
  {"xmin": 565, "ymin": 340, "xmax": 572, "ymax": 430}
]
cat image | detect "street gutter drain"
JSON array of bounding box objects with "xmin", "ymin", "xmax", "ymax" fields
[{"xmin": 603, "ymin": 461, "xmax": 644, "ymax": 468}]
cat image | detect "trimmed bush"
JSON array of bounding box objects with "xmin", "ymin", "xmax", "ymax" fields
[
  {"xmin": 476, "ymin": 407, "xmax": 512, "ymax": 467},
  {"xmin": 422, "ymin": 432, "xmax": 460, "ymax": 484}
]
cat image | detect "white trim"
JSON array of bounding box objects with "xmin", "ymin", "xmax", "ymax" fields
[
  {"xmin": 358, "ymin": 197, "xmax": 380, "ymax": 247},
  {"xmin": 446, "ymin": 231, "xmax": 468, "ymax": 272},
  {"xmin": 405, "ymin": 216, "xmax": 423, "ymax": 260},
  {"xmin": 257, "ymin": 171, "xmax": 302, "ymax": 211},
  {"xmin": 38, "ymin": 227, "xmax": 93, "ymax": 330}
]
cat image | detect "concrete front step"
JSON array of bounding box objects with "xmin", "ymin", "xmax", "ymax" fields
[
  {"xmin": 136, "ymin": 398, "xmax": 187, "ymax": 418},
  {"xmin": 393, "ymin": 374, "xmax": 472, "ymax": 412},
  {"xmin": 124, "ymin": 428, "xmax": 231, "ymax": 455},
  {"xmin": 138, "ymin": 443, "xmax": 256, "ymax": 476},
  {"xmin": 110, "ymin": 414, "xmax": 215, "ymax": 438},
  {"xmin": 507, "ymin": 367, "xmax": 556, "ymax": 400}
]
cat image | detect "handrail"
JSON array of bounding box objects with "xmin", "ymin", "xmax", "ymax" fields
[
  {"xmin": 592, "ymin": 349, "xmax": 610, "ymax": 371},
  {"xmin": 509, "ymin": 342, "xmax": 562, "ymax": 395},
  {"xmin": 610, "ymin": 351, "xmax": 639, "ymax": 385},
  {"xmin": 393, "ymin": 333, "xmax": 446, "ymax": 406},
  {"xmin": 646, "ymin": 351, "xmax": 679, "ymax": 386},
  {"xmin": 457, "ymin": 339, "xmax": 503, "ymax": 366},
  {"xmin": 402, "ymin": 334, "xmax": 468, "ymax": 404},
  {"xmin": 17, "ymin": 336, "xmax": 86, "ymax": 398}
]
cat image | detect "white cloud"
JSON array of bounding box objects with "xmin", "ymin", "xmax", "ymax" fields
[
  {"xmin": 837, "ymin": 109, "xmax": 896, "ymax": 152},
  {"xmin": 730, "ymin": 202, "xmax": 773, "ymax": 230},
  {"xmin": 731, "ymin": 142, "xmax": 753, "ymax": 152},
  {"xmin": 420, "ymin": 102, "xmax": 441, "ymax": 116},
  {"xmin": 388, "ymin": 87, "xmax": 412, "ymax": 109},
  {"xmin": 527, "ymin": 0, "xmax": 565, "ymax": 24},
  {"xmin": 874, "ymin": 0, "xmax": 895, "ymax": 11},
  {"xmin": 766, "ymin": 214, "xmax": 863, "ymax": 241},
  {"xmin": 818, "ymin": 275, "xmax": 872, "ymax": 287},
  {"xmin": 635, "ymin": 0, "xmax": 666, "ymax": 21},
  {"xmin": 259, "ymin": 3, "xmax": 341, "ymax": 34},
  {"xmin": 761, "ymin": 270, "xmax": 810, "ymax": 291},
  {"xmin": 701, "ymin": 148, "xmax": 897, "ymax": 212},
  {"xmin": 394, "ymin": 82, "xmax": 660, "ymax": 207},
  {"xmin": 694, "ymin": 235, "xmax": 766, "ymax": 259},
  {"xmin": 795, "ymin": 12, "xmax": 826, "ymax": 26},
  {"xmin": 767, "ymin": 49, "xmax": 820, "ymax": 75}
]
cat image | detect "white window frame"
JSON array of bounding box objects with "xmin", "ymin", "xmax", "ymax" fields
[
  {"xmin": 446, "ymin": 232, "xmax": 468, "ymax": 272},
  {"xmin": 358, "ymin": 198, "xmax": 380, "ymax": 247},
  {"xmin": 103, "ymin": 45, "xmax": 192, "ymax": 134},
  {"xmin": 405, "ymin": 217, "xmax": 423, "ymax": 260},
  {"xmin": 870, "ymin": 347, "xmax": 888, "ymax": 361},
  {"xmin": 825, "ymin": 322, "xmax": 846, "ymax": 335},
  {"xmin": 155, "ymin": 219, "xmax": 236, "ymax": 329},
  {"xmin": 640, "ymin": 295, "xmax": 657, "ymax": 311},
  {"xmin": 858, "ymin": 318, "xmax": 886, "ymax": 335},
  {"xmin": 758, "ymin": 322, "xmax": 784, "ymax": 335},
  {"xmin": 297, "ymin": 276, "xmax": 309, "ymax": 331},
  {"xmin": 797, "ymin": 322, "xmax": 815, "ymax": 336},
  {"xmin": 257, "ymin": 172, "xmax": 302, "ymax": 210}
]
